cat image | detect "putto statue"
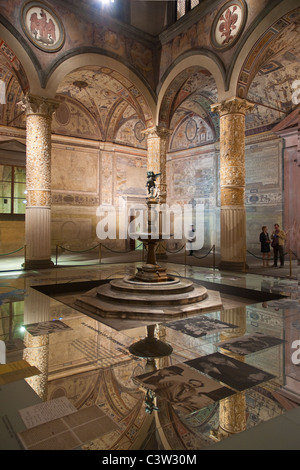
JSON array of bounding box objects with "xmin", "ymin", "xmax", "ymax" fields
[{"xmin": 146, "ymin": 171, "xmax": 161, "ymax": 199}]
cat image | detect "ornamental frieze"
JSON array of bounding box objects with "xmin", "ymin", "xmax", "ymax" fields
[
  {"xmin": 221, "ymin": 187, "xmax": 245, "ymax": 206},
  {"xmin": 220, "ymin": 166, "xmax": 245, "ymax": 187},
  {"xmin": 26, "ymin": 189, "xmax": 51, "ymax": 207}
]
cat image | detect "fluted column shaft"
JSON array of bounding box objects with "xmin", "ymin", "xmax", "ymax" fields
[
  {"xmin": 22, "ymin": 94, "xmax": 60, "ymax": 269},
  {"xmin": 211, "ymin": 97, "xmax": 253, "ymax": 271}
]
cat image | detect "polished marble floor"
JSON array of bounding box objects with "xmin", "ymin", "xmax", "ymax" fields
[{"xmin": 0, "ymin": 259, "xmax": 300, "ymax": 450}]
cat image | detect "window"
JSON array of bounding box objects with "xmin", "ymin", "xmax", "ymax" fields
[
  {"xmin": 177, "ymin": 0, "xmax": 200, "ymax": 20},
  {"xmin": 0, "ymin": 165, "xmax": 26, "ymax": 215}
]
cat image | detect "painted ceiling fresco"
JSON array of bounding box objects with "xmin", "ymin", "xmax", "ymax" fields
[
  {"xmin": 55, "ymin": 66, "xmax": 151, "ymax": 145},
  {"xmin": 167, "ymin": 69, "xmax": 219, "ymax": 151},
  {"xmin": 0, "ymin": 50, "xmax": 26, "ymax": 128},
  {"xmin": 245, "ymin": 21, "xmax": 300, "ymax": 132},
  {"xmin": 1, "ymin": 7, "xmax": 300, "ymax": 147}
]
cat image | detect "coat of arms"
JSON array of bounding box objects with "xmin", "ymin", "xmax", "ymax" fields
[
  {"xmin": 21, "ymin": 2, "xmax": 65, "ymax": 52},
  {"xmin": 211, "ymin": 0, "xmax": 247, "ymax": 51}
]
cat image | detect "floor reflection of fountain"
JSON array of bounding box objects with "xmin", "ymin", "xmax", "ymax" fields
[{"xmin": 129, "ymin": 324, "xmax": 173, "ymax": 360}]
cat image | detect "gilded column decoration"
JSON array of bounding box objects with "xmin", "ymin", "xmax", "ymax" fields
[
  {"xmin": 211, "ymin": 97, "xmax": 253, "ymax": 271},
  {"xmin": 22, "ymin": 94, "xmax": 60, "ymax": 269}
]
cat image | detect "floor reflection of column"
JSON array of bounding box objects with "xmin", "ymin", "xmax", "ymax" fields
[
  {"xmin": 23, "ymin": 286, "xmax": 50, "ymax": 400},
  {"xmin": 23, "ymin": 332, "xmax": 49, "ymax": 401},
  {"xmin": 211, "ymin": 306, "xmax": 247, "ymax": 441}
]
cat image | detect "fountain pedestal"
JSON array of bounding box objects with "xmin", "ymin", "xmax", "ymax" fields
[{"xmin": 75, "ymin": 192, "xmax": 222, "ymax": 322}]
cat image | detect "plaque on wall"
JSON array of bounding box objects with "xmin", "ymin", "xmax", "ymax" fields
[
  {"xmin": 21, "ymin": 1, "xmax": 65, "ymax": 52},
  {"xmin": 210, "ymin": 0, "xmax": 247, "ymax": 51}
]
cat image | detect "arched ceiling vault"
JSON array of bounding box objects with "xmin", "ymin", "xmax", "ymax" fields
[
  {"xmin": 238, "ymin": 7, "xmax": 300, "ymax": 133},
  {"xmin": 157, "ymin": 65, "xmax": 219, "ymax": 150},
  {"xmin": 55, "ymin": 65, "xmax": 153, "ymax": 143},
  {"xmin": 0, "ymin": 42, "xmax": 156, "ymax": 145}
]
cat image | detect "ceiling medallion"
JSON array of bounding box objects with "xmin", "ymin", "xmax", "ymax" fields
[
  {"xmin": 73, "ymin": 81, "xmax": 88, "ymax": 91},
  {"xmin": 210, "ymin": 0, "xmax": 247, "ymax": 51},
  {"xmin": 21, "ymin": 1, "xmax": 65, "ymax": 52}
]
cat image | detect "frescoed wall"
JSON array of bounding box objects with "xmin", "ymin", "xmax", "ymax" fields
[{"xmin": 49, "ymin": 137, "xmax": 147, "ymax": 251}]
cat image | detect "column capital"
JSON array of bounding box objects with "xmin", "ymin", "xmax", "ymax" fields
[
  {"xmin": 143, "ymin": 125, "xmax": 172, "ymax": 139},
  {"xmin": 21, "ymin": 93, "xmax": 60, "ymax": 117},
  {"xmin": 211, "ymin": 97, "xmax": 254, "ymax": 117}
]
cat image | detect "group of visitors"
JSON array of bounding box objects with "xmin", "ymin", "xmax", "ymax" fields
[{"xmin": 259, "ymin": 224, "xmax": 286, "ymax": 268}]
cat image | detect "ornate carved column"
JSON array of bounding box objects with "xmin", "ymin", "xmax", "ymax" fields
[
  {"xmin": 144, "ymin": 126, "xmax": 172, "ymax": 204},
  {"xmin": 22, "ymin": 94, "xmax": 60, "ymax": 270},
  {"xmin": 211, "ymin": 97, "xmax": 253, "ymax": 271}
]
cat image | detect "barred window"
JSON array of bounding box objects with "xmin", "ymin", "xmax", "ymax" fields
[{"xmin": 177, "ymin": 0, "xmax": 200, "ymax": 20}]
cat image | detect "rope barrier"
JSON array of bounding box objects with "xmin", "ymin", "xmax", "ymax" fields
[
  {"xmin": 247, "ymin": 248, "xmax": 300, "ymax": 262},
  {"xmin": 0, "ymin": 246, "xmax": 25, "ymax": 256},
  {"xmin": 57, "ymin": 241, "xmax": 144, "ymax": 255},
  {"xmin": 57, "ymin": 243, "xmax": 101, "ymax": 253},
  {"xmin": 246, "ymin": 249, "xmax": 274, "ymax": 261},
  {"xmin": 290, "ymin": 250, "xmax": 300, "ymax": 263},
  {"xmin": 190, "ymin": 245, "xmax": 215, "ymax": 259},
  {"xmin": 164, "ymin": 244, "xmax": 186, "ymax": 254}
]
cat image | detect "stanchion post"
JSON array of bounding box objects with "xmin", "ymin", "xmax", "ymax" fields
[
  {"xmin": 24, "ymin": 244, "xmax": 26, "ymax": 266},
  {"xmin": 213, "ymin": 244, "xmax": 215, "ymax": 270},
  {"xmin": 55, "ymin": 245, "xmax": 58, "ymax": 267}
]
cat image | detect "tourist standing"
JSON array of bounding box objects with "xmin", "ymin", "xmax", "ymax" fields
[
  {"xmin": 271, "ymin": 223, "xmax": 286, "ymax": 268},
  {"xmin": 259, "ymin": 226, "xmax": 271, "ymax": 267}
]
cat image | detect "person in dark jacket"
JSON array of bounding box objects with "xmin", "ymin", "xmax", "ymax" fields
[{"xmin": 260, "ymin": 226, "xmax": 271, "ymax": 267}]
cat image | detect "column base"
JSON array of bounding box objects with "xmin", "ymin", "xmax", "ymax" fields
[
  {"xmin": 218, "ymin": 260, "xmax": 249, "ymax": 272},
  {"xmin": 23, "ymin": 259, "xmax": 54, "ymax": 270}
]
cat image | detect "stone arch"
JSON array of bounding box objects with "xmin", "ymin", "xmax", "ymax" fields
[
  {"xmin": 157, "ymin": 52, "xmax": 225, "ymax": 129},
  {"xmin": 226, "ymin": 0, "xmax": 300, "ymax": 99},
  {"xmin": 0, "ymin": 22, "xmax": 40, "ymax": 95},
  {"xmin": 45, "ymin": 53, "xmax": 157, "ymax": 129}
]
